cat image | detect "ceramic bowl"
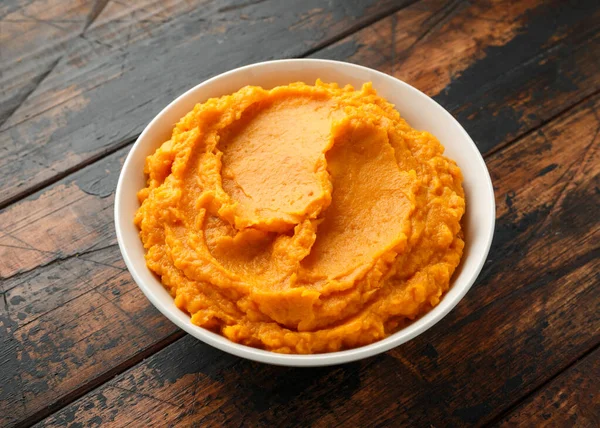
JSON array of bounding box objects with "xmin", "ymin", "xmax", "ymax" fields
[{"xmin": 114, "ymin": 59, "xmax": 495, "ymax": 366}]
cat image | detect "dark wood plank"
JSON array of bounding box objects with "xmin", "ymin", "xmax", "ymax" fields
[
  {"xmin": 312, "ymin": 0, "xmax": 600, "ymax": 154},
  {"xmin": 498, "ymin": 347, "xmax": 600, "ymax": 427},
  {"xmin": 0, "ymin": 0, "xmax": 405, "ymax": 209},
  {"xmin": 0, "ymin": 148, "xmax": 123, "ymax": 279},
  {"xmin": 0, "ymin": 148, "xmax": 185, "ymax": 428},
  {"xmin": 0, "ymin": 0, "xmax": 97, "ymax": 125},
  {"xmin": 33, "ymin": 86, "xmax": 600, "ymax": 428},
  {"xmin": 0, "ymin": 0, "xmax": 207, "ymax": 128},
  {"xmin": 1, "ymin": 0, "xmax": 212, "ymax": 126},
  {"xmin": 2, "ymin": 1, "xmax": 600, "ymax": 425}
]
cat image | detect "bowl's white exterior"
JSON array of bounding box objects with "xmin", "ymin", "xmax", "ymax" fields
[{"xmin": 114, "ymin": 59, "xmax": 495, "ymax": 367}]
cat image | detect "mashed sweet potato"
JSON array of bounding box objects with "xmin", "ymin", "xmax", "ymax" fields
[{"xmin": 135, "ymin": 80, "xmax": 465, "ymax": 354}]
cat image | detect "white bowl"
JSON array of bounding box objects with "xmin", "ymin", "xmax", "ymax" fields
[{"xmin": 115, "ymin": 59, "xmax": 495, "ymax": 367}]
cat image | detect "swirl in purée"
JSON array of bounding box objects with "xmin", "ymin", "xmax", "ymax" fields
[{"xmin": 135, "ymin": 81, "xmax": 465, "ymax": 353}]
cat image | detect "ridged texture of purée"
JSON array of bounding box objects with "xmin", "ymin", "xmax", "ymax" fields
[{"xmin": 135, "ymin": 81, "xmax": 465, "ymax": 353}]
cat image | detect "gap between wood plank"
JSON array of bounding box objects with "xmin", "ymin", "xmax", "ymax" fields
[
  {"xmin": 298, "ymin": 0, "xmax": 420, "ymax": 58},
  {"xmin": 0, "ymin": 134, "xmax": 137, "ymax": 211},
  {"xmin": 485, "ymin": 88, "xmax": 600, "ymax": 158},
  {"xmin": 483, "ymin": 341, "xmax": 600, "ymax": 427},
  {"xmin": 14, "ymin": 330, "xmax": 186, "ymax": 428}
]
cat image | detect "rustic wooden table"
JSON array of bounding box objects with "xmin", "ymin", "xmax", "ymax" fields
[{"xmin": 1, "ymin": 0, "xmax": 598, "ymax": 426}]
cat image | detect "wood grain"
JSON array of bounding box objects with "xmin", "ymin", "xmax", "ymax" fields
[
  {"xmin": 0, "ymin": 0, "xmax": 405, "ymax": 209},
  {"xmin": 1, "ymin": 0, "xmax": 204, "ymax": 128},
  {"xmin": 30, "ymin": 89, "xmax": 600, "ymax": 428},
  {"xmin": 0, "ymin": 149, "xmax": 184, "ymax": 427},
  {"xmin": 498, "ymin": 347, "xmax": 599, "ymax": 427},
  {"xmin": 1, "ymin": 0, "xmax": 99, "ymax": 125}
]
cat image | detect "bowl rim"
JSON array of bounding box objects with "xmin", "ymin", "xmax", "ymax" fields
[{"xmin": 114, "ymin": 58, "xmax": 496, "ymax": 366}]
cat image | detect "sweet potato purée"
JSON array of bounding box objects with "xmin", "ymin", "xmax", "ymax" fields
[{"xmin": 135, "ymin": 80, "xmax": 465, "ymax": 353}]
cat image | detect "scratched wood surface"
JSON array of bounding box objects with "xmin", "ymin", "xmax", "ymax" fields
[
  {"xmin": 499, "ymin": 347, "xmax": 600, "ymax": 427},
  {"xmin": 1, "ymin": 0, "xmax": 599, "ymax": 427}
]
